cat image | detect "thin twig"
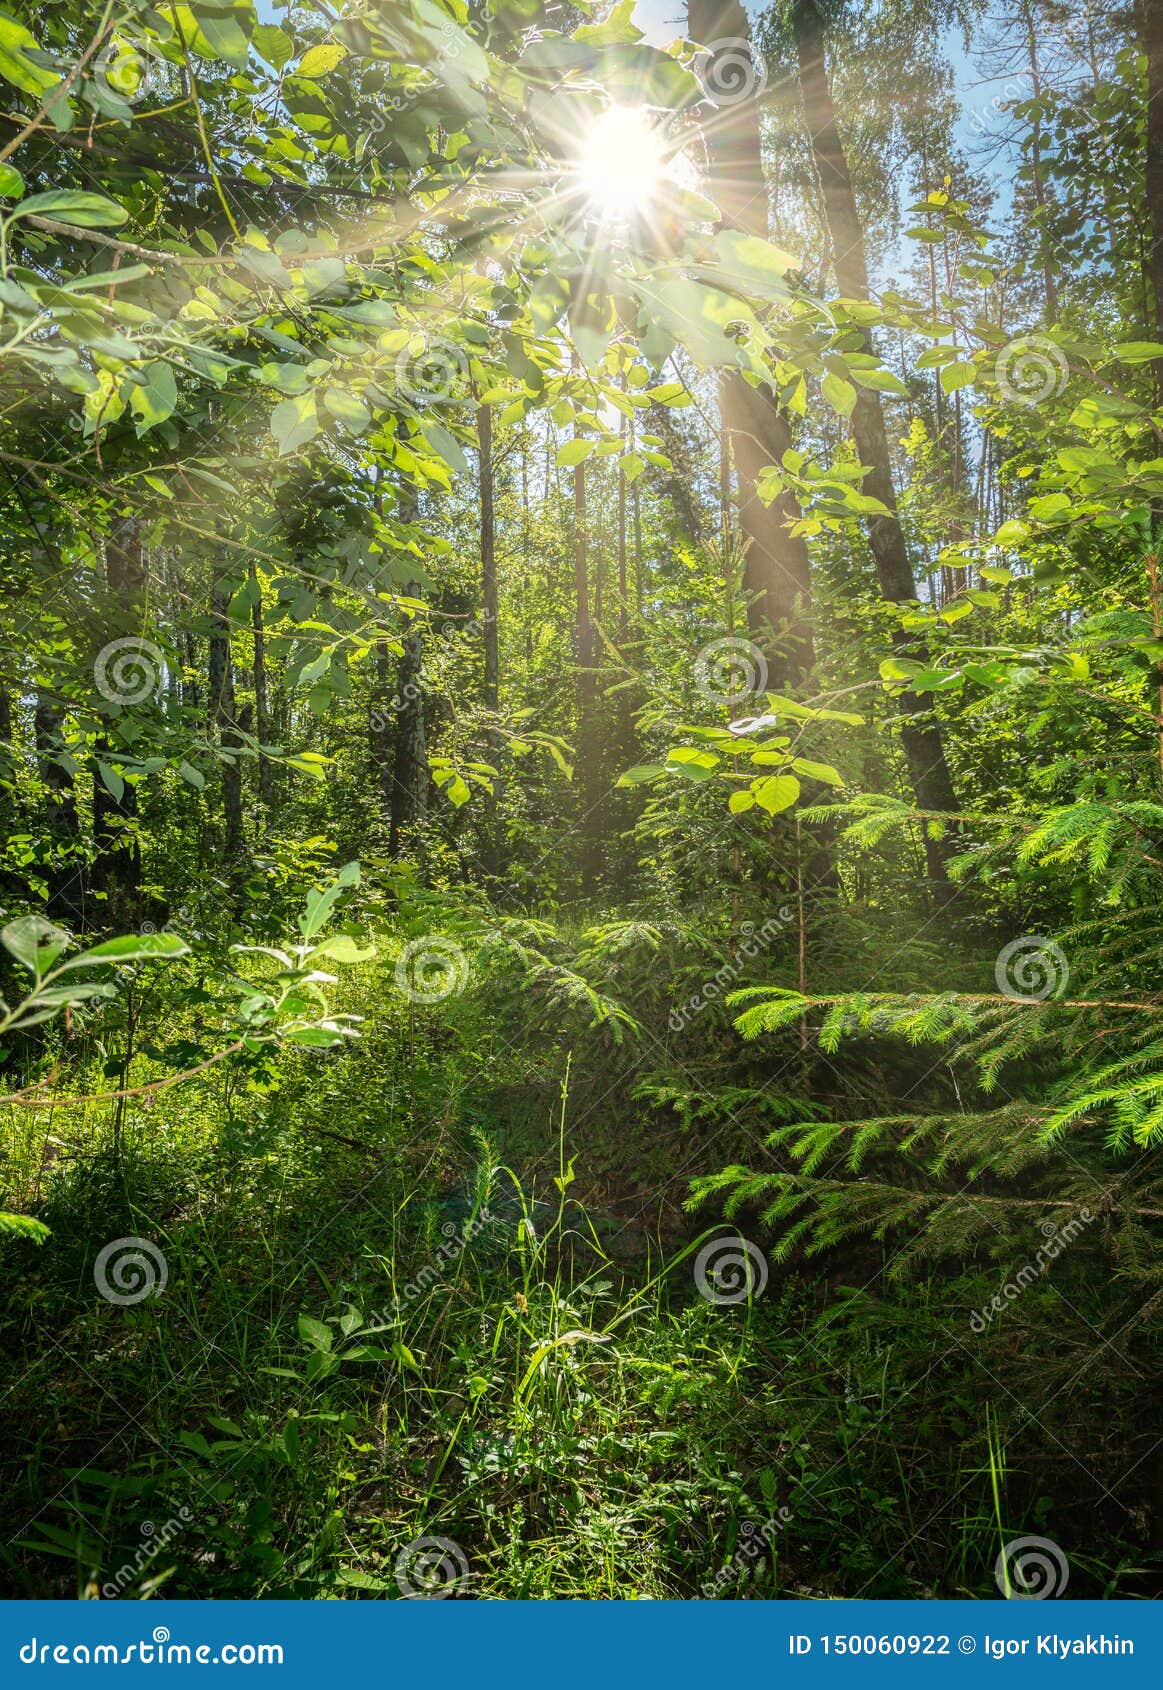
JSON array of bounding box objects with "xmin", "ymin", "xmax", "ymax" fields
[{"xmin": 1, "ymin": 1041, "xmax": 246, "ymax": 1109}]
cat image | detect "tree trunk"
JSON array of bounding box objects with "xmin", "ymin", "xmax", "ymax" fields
[
  {"xmin": 573, "ymin": 423, "xmax": 601, "ymax": 892},
  {"xmin": 792, "ymin": 0, "xmax": 958, "ymax": 883},
  {"xmin": 34, "ymin": 683, "xmax": 83, "ymax": 925},
  {"xmin": 372, "ymin": 642, "xmax": 393, "ymax": 806},
  {"xmin": 251, "ymin": 565, "xmax": 272, "ymax": 807},
  {"xmin": 477, "ymin": 400, "xmax": 501, "ymax": 876},
  {"xmin": 91, "ymin": 518, "xmax": 147, "ymax": 924},
  {"xmin": 1019, "ymin": 0, "xmax": 1060, "ymax": 324},
  {"xmin": 387, "ymin": 477, "xmax": 428, "ymax": 859},
  {"xmin": 388, "ymin": 593, "xmax": 427, "ymax": 857},
  {"xmin": 1139, "ymin": 0, "xmax": 1163, "ymax": 409},
  {"xmin": 688, "ymin": 0, "xmax": 813, "ymax": 685},
  {"xmin": 208, "ymin": 580, "xmax": 244, "ymax": 869}
]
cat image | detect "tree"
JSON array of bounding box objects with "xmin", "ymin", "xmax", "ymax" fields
[
  {"xmin": 791, "ymin": 0, "xmax": 960, "ymax": 882},
  {"xmin": 689, "ymin": 0, "xmax": 814, "ymax": 685}
]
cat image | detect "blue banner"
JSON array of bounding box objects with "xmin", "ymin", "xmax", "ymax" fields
[{"xmin": 1, "ymin": 1601, "xmax": 1159, "ymax": 1687}]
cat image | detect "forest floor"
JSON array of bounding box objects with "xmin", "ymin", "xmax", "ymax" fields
[{"xmin": 0, "ymin": 943, "xmax": 1158, "ymax": 1600}]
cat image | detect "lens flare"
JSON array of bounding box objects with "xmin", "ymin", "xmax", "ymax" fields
[{"xmin": 573, "ymin": 106, "xmax": 667, "ymax": 221}]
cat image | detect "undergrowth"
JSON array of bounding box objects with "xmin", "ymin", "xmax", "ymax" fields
[{"xmin": 1, "ymin": 929, "xmax": 1156, "ymax": 1599}]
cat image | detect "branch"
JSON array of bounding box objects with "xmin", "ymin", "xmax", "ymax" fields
[
  {"xmin": 1, "ymin": 1040, "xmax": 247, "ymax": 1109},
  {"xmin": 0, "ymin": 6, "xmax": 116, "ymax": 167}
]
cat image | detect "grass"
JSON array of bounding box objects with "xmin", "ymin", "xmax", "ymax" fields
[{"xmin": 0, "ymin": 943, "xmax": 1156, "ymax": 1599}]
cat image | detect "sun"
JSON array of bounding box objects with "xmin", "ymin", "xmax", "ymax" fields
[{"xmin": 573, "ymin": 106, "xmax": 668, "ymax": 222}]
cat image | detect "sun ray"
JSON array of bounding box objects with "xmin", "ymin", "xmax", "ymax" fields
[{"xmin": 571, "ymin": 106, "xmax": 669, "ymax": 224}]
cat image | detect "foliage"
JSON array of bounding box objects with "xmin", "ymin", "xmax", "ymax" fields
[{"xmin": 2, "ymin": 0, "xmax": 1162, "ymax": 1602}]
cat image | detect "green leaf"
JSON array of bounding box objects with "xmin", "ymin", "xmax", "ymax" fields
[
  {"xmin": 821, "ymin": 372, "xmax": 856, "ymax": 417},
  {"xmin": 285, "ymin": 753, "xmax": 330, "ymax": 780},
  {"xmin": 879, "ymin": 658, "xmax": 921, "ymax": 684},
  {"xmin": 178, "ymin": 1429, "xmax": 213, "ymax": 1458},
  {"xmin": 0, "ymin": 162, "xmax": 22, "ymax": 198},
  {"xmin": 852, "ymin": 368, "xmax": 909, "ymax": 396},
  {"xmin": 62, "ymin": 933, "xmax": 189, "ymax": 968},
  {"xmin": 995, "ymin": 519, "xmax": 1029, "ymax": 544},
  {"xmin": 293, "ymin": 864, "xmax": 358, "ymax": 945},
  {"xmin": 434, "ymin": 769, "xmax": 471, "ymax": 806},
  {"xmin": 298, "ymin": 1315, "xmax": 333, "ymax": 1352},
  {"xmin": 728, "ymin": 790, "xmax": 756, "ymax": 814},
  {"xmin": 129, "ymin": 362, "xmax": 178, "ymax": 431},
  {"xmin": 253, "ymin": 24, "xmax": 293, "ymax": 69},
  {"xmin": 752, "ymin": 774, "xmax": 800, "ymax": 815},
  {"xmin": 271, "ymin": 392, "xmax": 318, "ymax": 455},
  {"xmin": 790, "ymin": 758, "xmax": 844, "ymax": 787},
  {"xmin": 296, "ymin": 43, "xmax": 346, "ymax": 79},
  {"xmin": 14, "ymin": 190, "xmax": 128, "ymax": 229},
  {"xmin": 0, "ymin": 12, "xmax": 58, "ymax": 98},
  {"xmin": 1112, "ymin": 341, "xmax": 1163, "ymax": 364},
  {"xmin": 323, "ymin": 388, "xmax": 370, "ymax": 432},
  {"xmin": 420, "ymin": 420, "xmax": 466, "ymax": 476},
  {"xmin": 1, "ymin": 914, "xmax": 69, "ymax": 977},
  {"xmin": 574, "ymin": 0, "xmax": 642, "ymax": 45},
  {"xmin": 1029, "ymin": 493, "xmax": 1071, "ymax": 523},
  {"xmin": 284, "ymin": 1024, "xmax": 347, "ymax": 1047},
  {"xmin": 938, "ymin": 597, "xmax": 975, "ymax": 623},
  {"xmin": 940, "ymin": 361, "xmax": 977, "ymax": 393},
  {"xmin": 206, "ymin": 1414, "xmax": 244, "ymax": 1438},
  {"xmin": 666, "ymin": 747, "xmax": 719, "ymax": 781},
  {"xmin": 616, "ymin": 763, "xmax": 665, "ymax": 786},
  {"xmin": 557, "ymin": 438, "xmax": 595, "ymax": 468},
  {"xmin": 335, "ymin": 1570, "xmax": 392, "ymax": 1591},
  {"xmin": 309, "ymin": 936, "xmax": 376, "ymax": 965},
  {"xmin": 709, "ymin": 230, "xmax": 797, "ymax": 301},
  {"xmin": 188, "ymin": 4, "xmax": 251, "ymax": 66}
]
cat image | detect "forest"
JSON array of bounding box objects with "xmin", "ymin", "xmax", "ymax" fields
[{"xmin": 0, "ymin": 0, "xmax": 1161, "ymax": 1603}]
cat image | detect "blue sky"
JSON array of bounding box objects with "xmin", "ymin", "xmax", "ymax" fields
[
  {"xmin": 626, "ymin": 1, "xmax": 1016, "ymax": 221},
  {"xmin": 629, "ymin": 1, "xmax": 994, "ymax": 150}
]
